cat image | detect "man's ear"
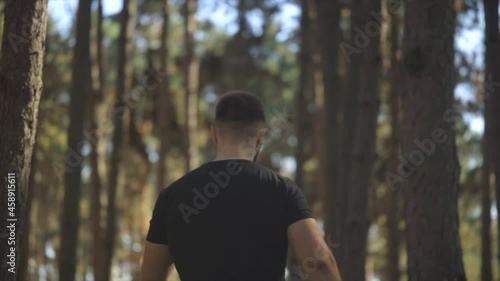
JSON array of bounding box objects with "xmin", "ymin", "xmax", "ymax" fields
[
  {"xmin": 211, "ymin": 125, "xmax": 218, "ymax": 145},
  {"xmin": 256, "ymin": 128, "xmax": 267, "ymax": 147}
]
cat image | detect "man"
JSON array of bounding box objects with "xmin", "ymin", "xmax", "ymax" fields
[{"xmin": 141, "ymin": 91, "xmax": 341, "ymax": 281}]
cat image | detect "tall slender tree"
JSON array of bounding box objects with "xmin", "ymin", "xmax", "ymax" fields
[
  {"xmin": 156, "ymin": 0, "xmax": 171, "ymax": 193},
  {"xmin": 481, "ymin": 96, "xmax": 492, "ymax": 281},
  {"xmin": 288, "ymin": 0, "xmax": 313, "ymax": 275},
  {"xmin": 400, "ymin": 0, "xmax": 466, "ymax": 280},
  {"xmin": 484, "ymin": 0, "xmax": 500, "ymax": 272},
  {"xmin": 385, "ymin": 2, "xmax": 402, "ymax": 280},
  {"xmin": 315, "ymin": 0, "xmax": 341, "ymax": 259},
  {"xmin": 295, "ymin": 0, "xmax": 313, "ymax": 194},
  {"xmin": 343, "ymin": 0, "xmax": 382, "ymax": 279},
  {"xmin": 103, "ymin": 0, "xmax": 136, "ymax": 279},
  {"xmin": 58, "ymin": 0, "xmax": 92, "ymax": 279},
  {"xmin": 336, "ymin": 0, "xmax": 362, "ymax": 268},
  {"xmin": 88, "ymin": 0, "xmax": 105, "ymax": 279},
  {"xmin": 184, "ymin": 0, "xmax": 199, "ymax": 172},
  {"xmin": 0, "ymin": 0, "xmax": 48, "ymax": 277}
]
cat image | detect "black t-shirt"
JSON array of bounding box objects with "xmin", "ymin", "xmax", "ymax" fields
[{"xmin": 146, "ymin": 159, "xmax": 313, "ymax": 281}]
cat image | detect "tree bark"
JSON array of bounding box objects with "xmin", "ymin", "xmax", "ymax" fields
[
  {"xmin": 58, "ymin": 0, "xmax": 92, "ymax": 280},
  {"xmin": 156, "ymin": 0, "xmax": 171, "ymax": 193},
  {"xmin": 184, "ymin": 0, "xmax": 199, "ymax": 172},
  {"xmin": 484, "ymin": 0, "xmax": 500, "ymax": 272},
  {"xmin": 0, "ymin": 0, "xmax": 48, "ymax": 280},
  {"xmin": 385, "ymin": 2, "xmax": 401, "ymax": 280},
  {"xmin": 88, "ymin": 0, "xmax": 105, "ymax": 279},
  {"xmin": 315, "ymin": 0, "xmax": 341, "ymax": 260},
  {"xmin": 400, "ymin": 0, "xmax": 466, "ymax": 280},
  {"xmin": 103, "ymin": 0, "xmax": 136, "ymax": 279},
  {"xmin": 343, "ymin": 0, "xmax": 382, "ymax": 279}
]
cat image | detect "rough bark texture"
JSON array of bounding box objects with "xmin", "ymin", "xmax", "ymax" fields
[
  {"xmin": 385, "ymin": 3, "xmax": 401, "ymax": 280},
  {"xmin": 343, "ymin": 0, "xmax": 382, "ymax": 279},
  {"xmin": 156, "ymin": 0, "xmax": 171, "ymax": 193},
  {"xmin": 400, "ymin": 1, "xmax": 466, "ymax": 280},
  {"xmin": 103, "ymin": 0, "xmax": 136, "ymax": 279},
  {"xmin": 88, "ymin": 0, "xmax": 105, "ymax": 279},
  {"xmin": 58, "ymin": 0, "xmax": 92, "ymax": 280},
  {"xmin": 0, "ymin": 1, "xmax": 48, "ymax": 280},
  {"xmin": 184, "ymin": 0, "xmax": 199, "ymax": 172},
  {"xmin": 315, "ymin": 0, "xmax": 341, "ymax": 261},
  {"xmin": 484, "ymin": 0, "xmax": 500, "ymax": 272}
]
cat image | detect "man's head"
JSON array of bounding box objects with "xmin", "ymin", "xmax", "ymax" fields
[{"xmin": 212, "ymin": 90, "xmax": 267, "ymax": 160}]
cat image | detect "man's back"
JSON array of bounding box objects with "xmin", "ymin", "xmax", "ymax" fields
[{"xmin": 146, "ymin": 159, "xmax": 312, "ymax": 281}]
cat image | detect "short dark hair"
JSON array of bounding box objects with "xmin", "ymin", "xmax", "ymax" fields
[{"xmin": 215, "ymin": 90, "xmax": 266, "ymax": 138}]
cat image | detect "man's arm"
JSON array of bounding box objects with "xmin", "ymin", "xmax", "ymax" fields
[
  {"xmin": 288, "ymin": 218, "xmax": 342, "ymax": 281},
  {"xmin": 141, "ymin": 241, "xmax": 174, "ymax": 281}
]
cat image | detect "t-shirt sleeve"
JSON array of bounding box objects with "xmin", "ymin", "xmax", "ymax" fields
[
  {"xmin": 284, "ymin": 178, "xmax": 313, "ymax": 227},
  {"xmin": 146, "ymin": 188, "xmax": 170, "ymax": 244}
]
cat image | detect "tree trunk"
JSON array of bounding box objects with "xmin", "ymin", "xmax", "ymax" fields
[
  {"xmin": 484, "ymin": 0, "xmax": 500, "ymax": 272},
  {"xmin": 184, "ymin": 0, "xmax": 199, "ymax": 172},
  {"xmin": 295, "ymin": 0, "xmax": 313, "ymax": 195},
  {"xmin": 288, "ymin": 0, "xmax": 313, "ymax": 277},
  {"xmin": 88, "ymin": 0, "xmax": 105, "ymax": 279},
  {"xmin": 385, "ymin": 2, "xmax": 401, "ymax": 280},
  {"xmin": 343, "ymin": 0, "xmax": 382, "ymax": 279},
  {"xmin": 103, "ymin": 0, "xmax": 136, "ymax": 279},
  {"xmin": 400, "ymin": 0, "xmax": 466, "ymax": 280},
  {"xmin": 481, "ymin": 99, "xmax": 492, "ymax": 281},
  {"xmin": 0, "ymin": 1, "xmax": 48, "ymax": 280},
  {"xmin": 58, "ymin": 0, "xmax": 92, "ymax": 279},
  {"xmin": 156, "ymin": 0, "xmax": 171, "ymax": 193},
  {"xmin": 315, "ymin": 0, "xmax": 341, "ymax": 259},
  {"xmin": 336, "ymin": 0, "xmax": 363, "ymax": 269}
]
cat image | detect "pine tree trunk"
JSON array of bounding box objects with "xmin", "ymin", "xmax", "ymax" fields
[
  {"xmin": 385, "ymin": 3, "xmax": 401, "ymax": 280},
  {"xmin": 103, "ymin": 0, "xmax": 136, "ymax": 279},
  {"xmin": 481, "ymin": 99, "xmax": 492, "ymax": 281},
  {"xmin": 315, "ymin": 0, "xmax": 341, "ymax": 260},
  {"xmin": 337, "ymin": 0, "xmax": 363, "ymax": 269},
  {"xmin": 88, "ymin": 0, "xmax": 105, "ymax": 279},
  {"xmin": 58, "ymin": 0, "xmax": 92, "ymax": 279},
  {"xmin": 343, "ymin": 0, "xmax": 382, "ymax": 279},
  {"xmin": 156, "ymin": 0, "xmax": 171, "ymax": 193},
  {"xmin": 400, "ymin": 1, "xmax": 466, "ymax": 280},
  {"xmin": 295, "ymin": 0, "xmax": 313, "ymax": 194},
  {"xmin": 484, "ymin": 0, "xmax": 500, "ymax": 272},
  {"xmin": 0, "ymin": 0, "xmax": 48, "ymax": 280},
  {"xmin": 288, "ymin": 1, "xmax": 313, "ymax": 277},
  {"xmin": 184, "ymin": 0, "xmax": 199, "ymax": 172}
]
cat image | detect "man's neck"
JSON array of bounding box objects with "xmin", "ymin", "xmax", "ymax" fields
[{"xmin": 215, "ymin": 148, "xmax": 255, "ymax": 162}]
